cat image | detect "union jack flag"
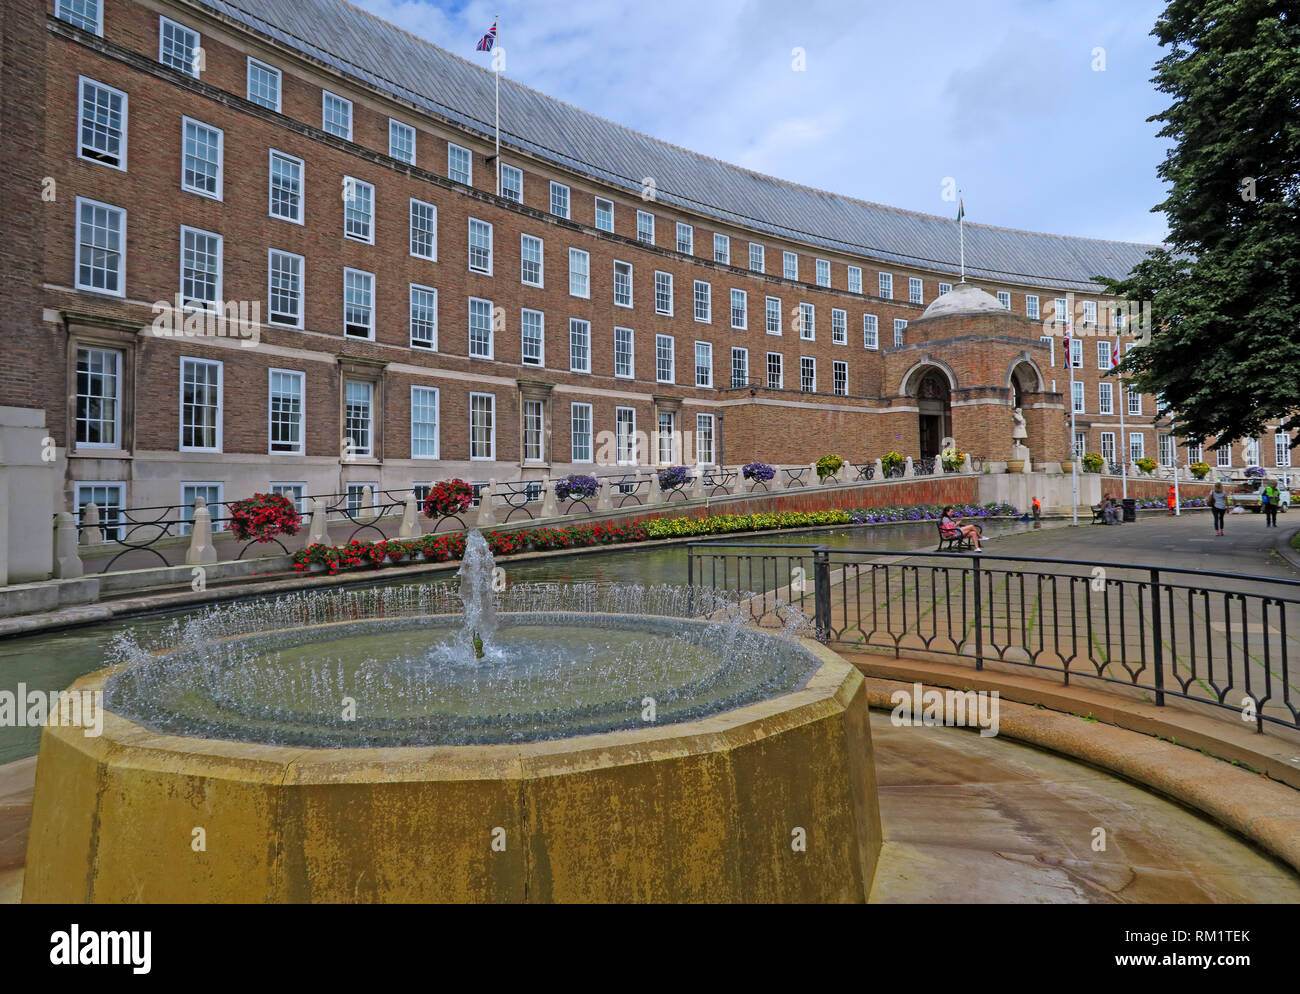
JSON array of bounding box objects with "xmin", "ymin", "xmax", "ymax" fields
[{"xmin": 476, "ymin": 20, "xmax": 497, "ymax": 51}]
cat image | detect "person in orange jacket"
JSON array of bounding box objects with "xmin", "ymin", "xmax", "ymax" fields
[
  {"xmin": 1167, "ymin": 485, "xmax": 1177, "ymax": 515},
  {"xmin": 1031, "ymin": 496, "xmax": 1041, "ymax": 521}
]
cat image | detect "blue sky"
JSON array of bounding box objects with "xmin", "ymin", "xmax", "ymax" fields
[{"xmin": 350, "ymin": 0, "xmax": 1173, "ymax": 246}]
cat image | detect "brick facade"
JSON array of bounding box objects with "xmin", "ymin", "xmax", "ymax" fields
[{"xmin": 4, "ymin": 0, "xmax": 1293, "ymax": 522}]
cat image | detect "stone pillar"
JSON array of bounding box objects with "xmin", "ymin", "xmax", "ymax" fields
[
  {"xmin": 79, "ymin": 502, "xmax": 103, "ymax": 546},
  {"xmin": 540, "ymin": 479, "xmax": 559, "ymax": 518},
  {"xmin": 475, "ymin": 480, "xmax": 498, "ymax": 528},
  {"xmin": 810, "ymin": 461, "xmax": 821, "ymax": 485},
  {"xmin": 690, "ymin": 468, "xmax": 706, "ymax": 501},
  {"xmin": 933, "ymin": 457, "xmax": 945, "ymax": 476},
  {"xmin": 398, "ymin": 493, "xmax": 422, "ymax": 538},
  {"xmin": 307, "ymin": 498, "xmax": 332, "ymax": 546},
  {"xmin": 873, "ymin": 458, "xmax": 884, "ymax": 480},
  {"xmin": 186, "ymin": 497, "xmax": 218, "ymax": 566},
  {"xmin": 731, "ymin": 467, "xmax": 747, "ymax": 496},
  {"xmin": 648, "ymin": 471, "xmax": 665, "ymax": 504},
  {"xmin": 596, "ymin": 478, "xmax": 612, "ymax": 512},
  {"xmin": 360, "ymin": 485, "xmax": 377, "ymax": 523},
  {"xmin": 52, "ymin": 512, "xmax": 84, "ymax": 579},
  {"xmin": 903, "ymin": 456, "xmax": 914, "ymax": 478}
]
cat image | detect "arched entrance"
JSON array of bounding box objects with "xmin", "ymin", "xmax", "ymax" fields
[{"xmin": 916, "ymin": 370, "xmax": 952, "ymax": 458}]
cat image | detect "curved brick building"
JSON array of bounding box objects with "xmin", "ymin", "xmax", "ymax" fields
[{"xmin": 1, "ymin": 0, "xmax": 1292, "ymax": 525}]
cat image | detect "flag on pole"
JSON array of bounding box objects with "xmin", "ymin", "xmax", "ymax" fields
[
  {"xmin": 1111, "ymin": 335, "xmax": 1121, "ymax": 369},
  {"xmin": 956, "ymin": 198, "xmax": 964, "ymax": 223},
  {"xmin": 476, "ymin": 20, "xmax": 497, "ymax": 51}
]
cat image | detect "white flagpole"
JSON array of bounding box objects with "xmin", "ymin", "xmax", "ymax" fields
[
  {"xmin": 1067, "ymin": 318, "xmax": 1077, "ymax": 526},
  {"xmin": 494, "ymin": 14, "xmax": 501, "ymax": 197},
  {"xmin": 1117, "ymin": 335, "xmax": 1128, "ymax": 501},
  {"xmin": 959, "ymin": 194, "xmax": 965, "ymax": 281}
]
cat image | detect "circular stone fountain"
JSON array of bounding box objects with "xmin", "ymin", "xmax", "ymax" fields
[{"xmin": 23, "ymin": 536, "xmax": 881, "ymax": 903}]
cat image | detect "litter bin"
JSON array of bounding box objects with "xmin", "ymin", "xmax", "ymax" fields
[{"xmin": 1122, "ymin": 497, "xmax": 1137, "ymax": 523}]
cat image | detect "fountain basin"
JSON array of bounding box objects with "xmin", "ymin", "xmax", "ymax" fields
[{"xmin": 23, "ymin": 637, "xmax": 880, "ymax": 903}]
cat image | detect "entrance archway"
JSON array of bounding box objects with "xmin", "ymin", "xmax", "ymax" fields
[{"xmin": 916, "ymin": 370, "xmax": 952, "ymax": 459}]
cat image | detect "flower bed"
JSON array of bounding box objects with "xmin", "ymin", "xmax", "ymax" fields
[{"xmin": 290, "ymin": 502, "xmax": 1020, "ymax": 573}]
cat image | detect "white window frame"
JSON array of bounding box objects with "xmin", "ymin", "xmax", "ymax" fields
[
  {"xmin": 831, "ymin": 308, "xmax": 847, "ymax": 345},
  {"xmin": 863, "ymin": 314, "xmax": 878, "ymax": 350},
  {"xmin": 322, "ymin": 91, "xmax": 353, "ymax": 140},
  {"xmin": 77, "ymin": 77, "xmax": 127, "ymax": 171},
  {"xmin": 766, "ymin": 352, "xmax": 783, "ymax": 390},
  {"xmin": 1097, "ymin": 340, "xmax": 1112, "ymax": 370},
  {"xmin": 909, "ymin": 277, "xmax": 924, "ymax": 304},
  {"xmin": 410, "ymin": 385, "xmax": 440, "ymax": 460},
  {"xmin": 847, "ymin": 266, "xmax": 862, "ymax": 294},
  {"xmin": 179, "ymin": 483, "xmax": 224, "ymax": 535},
  {"xmin": 879, "ymin": 272, "xmax": 893, "ymax": 299},
  {"xmin": 695, "ymin": 414, "xmax": 715, "ymax": 466},
  {"xmin": 594, "ymin": 197, "xmax": 614, "ymax": 232},
  {"xmin": 677, "ymin": 223, "xmax": 694, "ymax": 255},
  {"xmin": 520, "ymin": 233, "xmax": 544, "ymax": 288},
  {"xmin": 521, "ymin": 308, "xmax": 545, "ymax": 367},
  {"xmin": 1098, "ymin": 381, "xmax": 1113, "ymax": 415},
  {"xmin": 1129, "ymin": 432, "xmax": 1145, "ymax": 462},
  {"xmin": 765, "ymin": 296, "xmax": 782, "ymax": 336},
  {"xmin": 569, "ymin": 318, "xmax": 591, "ymax": 373},
  {"xmin": 1072, "ymin": 381, "xmax": 1085, "ymax": 413},
  {"xmin": 343, "ymin": 176, "xmax": 375, "ymax": 244},
  {"xmin": 613, "ymin": 260, "xmax": 633, "ymax": 308},
  {"xmin": 268, "ymin": 149, "xmax": 304, "ymax": 224},
  {"xmin": 179, "ymin": 224, "xmax": 223, "ymax": 311},
  {"xmin": 469, "ymin": 392, "xmax": 496, "ymax": 461},
  {"xmin": 1100, "ymin": 431, "xmax": 1116, "ymax": 464},
  {"xmin": 655, "ymin": 271, "xmax": 673, "ymax": 315},
  {"xmin": 267, "ymin": 248, "xmax": 304, "ymax": 329},
  {"xmin": 341, "ymin": 267, "xmax": 375, "ymax": 340},
  {"xmin": 1026, "ymin": 295, "xmax": 1040, "ymax": 319},
  {"xmin": 615, "ymin": 407, "xmax": 637, "ymax": 465},
  {"xmin": 693, "ymin": 280, "xmax": 712, "ymax": 323},
  {"xmin": 74, "ymin": 197, "xmax": 126, "ymax": 297},
  {"xmin": 246, "ymin": 58, "xmax": 281, "ymax": 112},
  {"xmin": 75, "ymin": 483, "xmax": 123, "ymax": 542},
  {"xmin": 522, "ymin": 399, "xmax": 545, "ymax": 463},
  {"xmin": 409, "ymin": 198, "xmax": 437, "ymax": 260},
  {"xmin": 749, "ymin": 243, "xmax": 765, "ymax": 273},
  {"xmin": 448, "ymin": 143, "xmax": 472, "ymax": 185},
  {"xmin": 158, "ymin": 16, "xmax": 201, "ymax": 78},
  {"xmin": 409, "ymin": 283, "xmax": 437, "ymax": 350},
  {"xmin": 815, "ymin": 259, "xmax": 831, "ymax": 288},
  {"xmin": 655, "ymin": 334, "xmax": 675, "ymax": 384},
  {"xmin": 798, "ymin": 302, "xmax": 815, "ymax": 341},
  {"xmin": 1127, "ymin": 390, "xmax": 1142, "ymax": 416},
  {"xmin": 996, "ymin": 290, "xmax": 1010, "ymax": 309},
  {"xmin": 730, "ymin": 288, "xmax": 747, "ymax": 330},
  {"xmin": 783, "ymin": 251, "xmax": 798, "ymax": 281},
  {"xmin": 1070, "ymin": 338, "xmax": 1083, "ymax": 368},
  {"xmin": 939, "ymin": 282, "xmax": 953, "ymax": 295},
  {"xmin": 500, "ymin": 163, "xmax": 523, "ymax": 203},
  {"xmin": 388, "ymin": 119, "xmax": 416, "ymax": 164},
  {"xmin": 74, "ymin": 345, "xmax": 122, "ymax": 449},
  {"xmin": 570, "ymin": 402, "xmax": 594, "ymax": 463},
  {"xmin": 267, "ymin": 368, "xmax": 305, "ymax": 456},
  {"xmin": 694, "ymin": 341, "xmax": 713, "ymax": 388},
  {"xmin": 1216, "ymin": 445, "xmax": 1232, "ymax": 468},
  {"xmin": 468, "ymin": 296, "xmax": 495, "ymax": 359},
  {"xmin": 833, "ymin": 359, "xmax": 848, "ymax": 396},
  {"xmin": 800, "ymin": 356, "xmax": 816, "ymax": 393},
  {"xmin": 179, "ymin": 356, "xmax": 223, "ymax": 452},
  {"xmin": 731, "ymin": 346, "xmax": 749, "ymax": 388},
  {"xmin": 1275, "ymin": 433, "xmax": 1292, "ymax": 468},
  {"xmin": 614, "ymin": 326, "xmax": 634, "ymax": 379},
  {"xmin": 1040, "ymin": 335, "xmax": 1055, "ymax": 367},
  {"xmin": 181, "ymin": 117, "xmax": 223, "ymax": 201},
  {"xmin": 549, "ymin": 181, "xmax": 570, "ymax": 218},
  {"xmin": 893, "ymin": 319, "xmax": 907, "ymax": 348},
  {"xmin": 636, "ymin": 210, "xmax": 655, "ymax": 245},
  {"xmin": 468, "ymin": 217, "xmax": 494, "ymax": 275},
  {"xmin": 568, "ymin": 247, "xmax": 590, "ymax": 299},
  {"xmin": 57, "ymin": 0, "xmax": 103, "ymax": 35},
  {"xmin": 714, "ymin": 233, "xmax": 731, "ymax": 265}
]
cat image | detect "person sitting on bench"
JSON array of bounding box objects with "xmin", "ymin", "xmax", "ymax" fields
[
  {"xmin": 940, "ymin": 506, "xmax": 983, "ymax": 552},
  {"xmin": 1102, "ymin": 494, "xmax": 1122, "ymax": 525}
]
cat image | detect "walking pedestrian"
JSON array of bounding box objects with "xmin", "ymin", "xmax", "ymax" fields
[
  {"xmin": 1166, "ymin": 484, "xmax": 1177, "ymax": 516},
  {"xmin": 1263, "ymin": 480, "xmax": 1279, "ymax": 528},
  {"xmin": 1209, "ymin": 483, "xmax": 1228, "ymax": 536}
]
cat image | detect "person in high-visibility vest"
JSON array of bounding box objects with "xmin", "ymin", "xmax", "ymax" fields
[
  {"xmin": 1032, "ymin": 496, "xmax": 1041, "ymax": 521},
  {"xmin": 1263, "ymin": 480, "xmax": 1280, "ymax": 528},
  {"xmin": 1167, "ymin": 485, "xmax": 1177, "ymax": 516}
]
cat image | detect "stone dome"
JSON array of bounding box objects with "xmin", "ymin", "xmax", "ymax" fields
[{"xmin": 919, "ymin": 281, "xmax": 1007, "ymax": 319}]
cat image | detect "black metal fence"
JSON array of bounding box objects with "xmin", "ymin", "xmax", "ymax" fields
[{"xmin": 686, "ymin": 542, "xmax": 1300, "ymax": 733}]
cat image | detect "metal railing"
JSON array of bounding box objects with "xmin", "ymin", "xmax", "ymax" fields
[{"xmin": 685, "ymin": 542, "xmax": 1300, "ymax": 733}]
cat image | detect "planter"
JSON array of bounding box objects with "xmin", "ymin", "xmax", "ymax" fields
[
  {"xmin": 308, "ymin": 562, "xmax": 326, "ymax": 574},
  {"xmin": 1006, "ymin": 460, "xmax": 1026, "ymax": 474},
  {"xmin": 1060, "ymin": 461, "xmax": 1074, "ymax": 473}
]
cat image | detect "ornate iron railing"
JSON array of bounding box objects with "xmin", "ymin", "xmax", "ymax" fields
[{"xmin": 686, "ymin": 542, "xmax": 1300, "ymax": 733}]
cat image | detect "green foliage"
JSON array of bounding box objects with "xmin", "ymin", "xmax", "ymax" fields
[
  {"xmin": 1136, "ymin": 457, "xmax": 1158, "ymax": 475},
  {"xmin": 1081, "ymin": 452, "xmax": 1105, "ymax": 473},
  {"xmin": 880, "ymin": 451, "xmax": 904, "ymax": 474},
  {"xmin": 1189, "ymin": 461, "xmax": 1211, "ymax": 479},
  {"xmin": 815, "ymin": 454, "xmax": 844, "ymax": 480},
  {"xmin": 1097, "ymin": 0, "xmax": 1300, "ymax": 450}
]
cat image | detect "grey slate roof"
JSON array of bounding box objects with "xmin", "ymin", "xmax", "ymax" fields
[{"xmin": 192, "ymin": 0, "xmax": 1158, "ymax": 292}]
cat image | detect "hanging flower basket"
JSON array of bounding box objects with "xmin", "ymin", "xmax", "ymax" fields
[
  {"xmin": 422, "ymin": 479, "xmax": 474, "ymax": 518},
  {"xmin": 554, "ymin": 474, "xmax": 599, "ymax": 502},
  {"xmin": 228, "ymin": 492, "xmax": 302, "ymax": 543}
]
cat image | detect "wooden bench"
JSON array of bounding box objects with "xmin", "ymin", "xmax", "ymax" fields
[
  {"xmin": 1091, "ymin": 503, "xmax": 1107, "ymax": 524},
  {"xmin": 936, "ymin": 521, "xmax": 974, "ymax": 552}
]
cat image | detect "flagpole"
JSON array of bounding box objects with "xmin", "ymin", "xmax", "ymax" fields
[
  {"xmin": 494, "ymin": 13, "xmax": 501, "ymax": 197},
  {"xmin": 958, "ymin": 192, "xmax": 965, "ymax": 281},
  {"xmin": 1067, "ymin": 315, "xmax": 1077, "ymax": 526},
  {"xmin": 1117, "ymin": 338, "xmax": 1128, "ymax": 500}
]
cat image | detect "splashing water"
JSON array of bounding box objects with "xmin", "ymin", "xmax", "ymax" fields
[{"xmin": 457, "ymin": 530, "xmax": 498, "ymax": 659}]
